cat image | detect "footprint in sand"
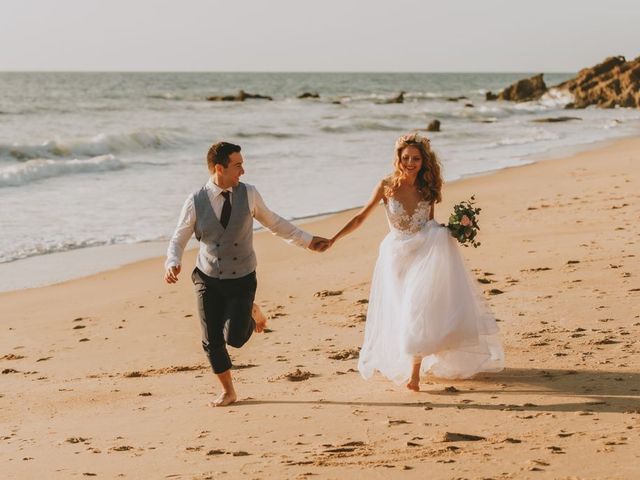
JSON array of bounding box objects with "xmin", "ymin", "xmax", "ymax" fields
[
  {"xmin": 328, "ymin": 348, "xmax": 360, "ymax": 360},
  {"xmin": 1, "ymin": 354, "xmax": 25, "ymax": 360},
  {"xmin": 277, "ymin": 369, "xmax": 315, "ymax": 382},
  {"xmin": 435, "ymin": 432, "xmax": 486, "ymax": 442},
  {"xmin": 110, "ymin": 445, "xmax": 134, "ymax": 452},
  {"xmin": 314, "ymin": 290, "xmax": 343, "ymax": 298},
  {"xmin": 66, "ymin": 437, "xmax": 90, "ymax": 444}
]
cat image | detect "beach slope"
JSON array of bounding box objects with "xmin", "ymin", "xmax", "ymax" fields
[{"xmin": 1, "ymin": 138, "xmax": 639, "ymax": 479}]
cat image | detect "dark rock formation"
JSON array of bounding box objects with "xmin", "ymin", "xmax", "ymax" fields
[
  {"xmin": 206, "ymin": 90, "xmax": 273, "ymax": 102},
  {"xmin": 447, "ymin": 96, "xmax": 469, "ymax": 102},
  {"xmin": 486, "ymin": 56, "xmax": 640, "ymax": 109},
  {"xmin": 426, "ymin": 119, "xmax": 441, "ymax": 132},
  {"xmin": 532, "ymin": 116, "xmax": 582, "ymax": 123},
  {"xmin": 382, "ymin": 91, "xmax": 405, "ymax": 104},
  {"xmin": 298, "ymin": 92, "xmax": 320, "ymax": 99},
  {"xmin": 554, "ymin": 55, "xmax": 640, "ymax": 109},
  {"xmin": 496, "ymin": 74, "xmax": 547, "ymax": 102},
  {"xmin": 485, "ymin": 91, "xmax": 498, "ymax": 101}
]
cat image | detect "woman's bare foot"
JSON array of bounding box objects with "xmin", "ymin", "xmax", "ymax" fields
[
  {"xmin": 252, "ymin": 303, "xmax": 268, "ymax": 333},
  {"xmin": 208, "ymin": 390, "xmax": 237, "ymax": 407},
  {"xmin": 407, "ymin": 357, "xmax": 422, "ymax": 391},
  {"xmin": 406, "ymin": 378, "xmax": 420, "ymax": 392}
]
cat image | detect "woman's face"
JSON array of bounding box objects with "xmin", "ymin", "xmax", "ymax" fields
[{"xmin": 399, "ymin": 145, "xmax": 423, "ymax": 175}]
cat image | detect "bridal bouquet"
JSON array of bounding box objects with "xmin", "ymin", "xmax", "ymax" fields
[{"xmin": 447, "ymin": 196, "xmax": 481, "ymax": 248}]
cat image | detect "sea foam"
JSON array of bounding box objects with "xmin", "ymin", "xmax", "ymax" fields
[
  {"xmin": 0, "ymin": 154, "xmax": 125, "ymax": 187},
  {"xmin": 0, "ymin": 129, "xmax": 186, "ymax": 160}
]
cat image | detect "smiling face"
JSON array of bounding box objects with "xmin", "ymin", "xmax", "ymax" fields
[
  {"xmin": 399, "ymin": 145, "xmax": 424, "ymax": 177},
  {"xmin": 214, "ymin": 152, "xmax": 245, "ymax": 188}
]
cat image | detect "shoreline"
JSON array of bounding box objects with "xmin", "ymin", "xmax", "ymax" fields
[{"xmin": 1, "ymin": 130, "xmax": 638, "ymax": 294}]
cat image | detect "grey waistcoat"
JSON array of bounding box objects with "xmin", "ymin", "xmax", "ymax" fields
[{"xmin": 193, "ymin": 182, "xmax": 257, "ymax": 279}]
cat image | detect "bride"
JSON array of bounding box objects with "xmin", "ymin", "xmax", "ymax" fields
[{"xmin": 327, "ymin": 133, "xmax": 504, "ymax": 390}]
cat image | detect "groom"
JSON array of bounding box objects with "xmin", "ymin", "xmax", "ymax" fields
[{"xmin": 164, "ymin": 141, "xmax": 329, "ymax": 407}]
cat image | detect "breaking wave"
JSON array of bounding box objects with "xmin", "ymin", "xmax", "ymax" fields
[
  {"xmin": 0, "ymin": 129, "xmax": 187, "ymax": 160},
  {"xmin": 0, "ymin": 154, "xmax": 125, "ymax": 187}
]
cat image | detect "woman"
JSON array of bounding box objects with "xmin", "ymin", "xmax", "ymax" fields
[{"xmin": 328, "ymin": 133, "xmax": 504, "ymax": 390}]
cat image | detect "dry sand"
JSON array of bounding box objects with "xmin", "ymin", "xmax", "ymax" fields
[{"xmin": 1, "ymin": 138, "xmax": 639, "ymax": 479}]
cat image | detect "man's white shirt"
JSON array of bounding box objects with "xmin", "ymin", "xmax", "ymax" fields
[{"xmin": 165, "ymin": 179, "xmax": 312, "ymax": 269}]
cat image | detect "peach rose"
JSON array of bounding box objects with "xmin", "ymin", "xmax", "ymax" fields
[{"xmin": 460, "ymin": 215, "xmax": 472, "ymax": 227}]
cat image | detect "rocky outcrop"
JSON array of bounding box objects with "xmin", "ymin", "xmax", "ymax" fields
[
  {"xmin": 485, "ymin": 55, "xmax": 640, "ymax": 109},
  {"xmin": 206, "ymin": 90, "xmax": 273, "ymax": 102},
  {"xmin": 490, "ymin": 74, "xmax": 547, "ymax": 102},
  {"xmin": 556, "ymin": 56, "xmax": 640, "ymax": 109}
]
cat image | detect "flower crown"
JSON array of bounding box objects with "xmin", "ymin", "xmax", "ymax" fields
[{"xmin": 395, "ymin": 132, "xmax": 431, "ymax": 150}]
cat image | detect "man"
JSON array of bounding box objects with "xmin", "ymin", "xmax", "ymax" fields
[{"xmin": 164, "ymin": 141, "xmax": 329, "ymax": 407}]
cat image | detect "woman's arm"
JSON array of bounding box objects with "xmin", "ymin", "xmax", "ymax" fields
[{"xmin": 330, "ymin": 181, "xmax": 385, "ymax": 245}]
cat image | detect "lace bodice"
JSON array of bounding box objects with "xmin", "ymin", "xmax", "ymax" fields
[{"xmin": 384, "ymin": 197, "xmax": 432, "ymax": 234}]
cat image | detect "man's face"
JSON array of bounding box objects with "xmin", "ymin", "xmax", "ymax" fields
[{"xmin": 217, "ymin": 152, "xmax": 245, "ymax": 187}]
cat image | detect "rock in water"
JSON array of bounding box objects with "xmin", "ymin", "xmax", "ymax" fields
[
  {"xmin": 532, "ymin": 116, "xmax": 582, "ymax": 123},
  {"xmin": 381, "ymin": 91, "xmax": 405, "ymax": 104},
  {"xmin": 497, "ymin": 74, "xmax": 547, "ymax": 102},
  {"xmin": 426, "ymin": 119, "xmax": 441, "ymax": 132},
  {"xmin": 206, "ymin": 89, "xmax": 273, "ymax": 102},
  {"xmin": 298, "ymin": 92, "xmax": 320, "ymax": 99}
]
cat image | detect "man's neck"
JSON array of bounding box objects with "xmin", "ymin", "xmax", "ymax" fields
[{"xmin": 212, "ymin": 175, "xmax": 233, "ymax": 190}]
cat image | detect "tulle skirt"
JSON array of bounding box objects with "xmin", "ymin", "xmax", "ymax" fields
[{"xmin": 358, "ymin": 220, "xmax": 504, "ymax": 384}]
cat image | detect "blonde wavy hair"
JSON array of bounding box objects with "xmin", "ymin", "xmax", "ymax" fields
[{"xmin": 384, "ymin": 132, "xmax": 443, "ymax": 203}]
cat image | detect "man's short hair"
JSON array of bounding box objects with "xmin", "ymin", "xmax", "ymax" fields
[{"xmin": 207, "ymin": 142, "xmax": 241, "ymax": 169}]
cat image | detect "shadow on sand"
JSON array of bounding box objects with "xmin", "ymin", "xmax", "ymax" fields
[{"xmin": 239, "ymin": 367, "xmax": 640, "ymax": 414}]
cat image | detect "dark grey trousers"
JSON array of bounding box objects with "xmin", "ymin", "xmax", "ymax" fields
[{"xmin": 191, "ymin": 268, "xmax": 257, "ymax": 374}]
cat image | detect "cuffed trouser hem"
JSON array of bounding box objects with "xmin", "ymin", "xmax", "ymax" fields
[{"xmin": 204, "ymin": 343, "xmax": 233, "ymax": 374}]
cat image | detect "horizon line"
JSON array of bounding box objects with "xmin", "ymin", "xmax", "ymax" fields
[{"xmin": 0, "ymin": 69, "xmax": 575, "ymax": 74}]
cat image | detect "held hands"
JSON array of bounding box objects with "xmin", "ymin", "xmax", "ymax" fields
[
  {"xmin": 309, "ymin": 236, "xmax": 334, "ymax": 253},
  {"xmin": 164, "ymin": 264, "xmax": 181, "ymax": 284}
]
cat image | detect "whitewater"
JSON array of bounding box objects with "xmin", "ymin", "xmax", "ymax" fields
[{"xmin": 1, "ymin": 71, "xmax": 639, "ymax": 268}]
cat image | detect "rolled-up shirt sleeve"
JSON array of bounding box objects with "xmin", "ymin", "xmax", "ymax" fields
[
  {"xmin": 165, "ymin": 194, "xmax": 196, "ymax": 269},
  {"xmin": 250, "ymin": 186, "xmax": 312, "ymax": 248}
]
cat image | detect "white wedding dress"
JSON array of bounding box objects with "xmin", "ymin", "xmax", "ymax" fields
[{"xmin": 358, "ymin": 197, "xmax": 505, "ymax": 384}]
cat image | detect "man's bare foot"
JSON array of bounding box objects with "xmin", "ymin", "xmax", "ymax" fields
[
  {"xmin": 208, "ymin": 391, "xmax": 237, "ymax": 407},
  {"xmin": 406, "ymin": 378, "xmax": 420, "ymax": 392},
  {"xmin": 252, "ymin": 303, "xmax": 268, "ymax": 333}
]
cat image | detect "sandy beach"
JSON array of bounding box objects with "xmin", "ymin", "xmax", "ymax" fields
[{"xmin": 1, "ymin": 137, "xmax": 639, "ymax": 479}]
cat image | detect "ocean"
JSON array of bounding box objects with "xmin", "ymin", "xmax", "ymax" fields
[{"xmin": 1, "ymin": 72, "xmax": 639, "ymax": 280}]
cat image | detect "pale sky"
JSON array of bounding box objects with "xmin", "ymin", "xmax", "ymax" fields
[{"xmin": 1, "ymin": 0, "xmax": 638, "ymax": 72}]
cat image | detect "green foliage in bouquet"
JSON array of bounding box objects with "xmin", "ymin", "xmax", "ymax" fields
[{"xmin": 447, "ymin": 195, "xmax": 481, "ymax": 248}]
